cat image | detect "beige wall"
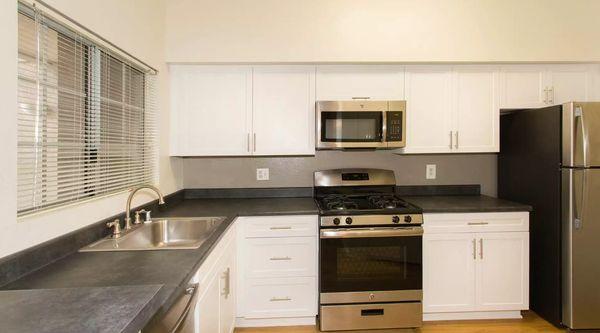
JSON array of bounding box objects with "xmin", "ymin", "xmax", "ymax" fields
[
  {"xmin": 165, "ymin": 0, "xmax": 600, "ymax": 63},
  {"xmin": 183, "ymin": 152, "xmax": 498, "ymax": 196},
  {"xmin": 0, "ymin": 0, "xmax": 183, "ymax": 258}
]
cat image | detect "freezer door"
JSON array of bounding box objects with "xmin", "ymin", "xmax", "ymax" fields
[
  {"xmin": 562, "ymin": 102, "xmax": 600, "ymax": 167},
  {"xmin": 562, "ymin": 168, "xmax": 600, "ymax": 329}
]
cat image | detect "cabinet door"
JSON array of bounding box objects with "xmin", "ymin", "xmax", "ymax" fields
[
  {"xmin": 316, "ymin": 65, "xmax": 405, "ymax": 100},
  {"xmin": 195, "ymin": 272, "xmax": 220, "ymax": 333},
  {"xmin": 423, "ymin": 233, "xmax": 476, "ymax": 313},
  {"xmin": 548, "ymin": 65, "xmax": 595, "ymax": 104},
  {"xmin": 499, "ymin": 65, "xmax": 547, "ymax": 109},
  {"xmin": 475, "ymin": 232, "xmax": 529, "ymax": 311},
  {"xmin": 454, "ymin": 67, "xmax": 500, "ymax": 153},
  {"xmin": 170, "ymin": 65, "xmax": 252, "ymax": 156},
  {"xmin": 402, "ymin": 66, "xmax": 454, "ymax": 153},
  {"xmin": 252, "ymin": 66, "xmax": 315, "ymax": 155},
  {"xmin": 219, "ymin": 244, "xmax": 236, "ymax": 333}
]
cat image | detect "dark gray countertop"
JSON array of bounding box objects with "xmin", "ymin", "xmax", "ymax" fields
[
  {"xmin": 1, "ymin": 197, "xmax": 318, "ymax": 333},
  {"xmin": 0, "ymin": 194, "xmax": 530, "ymax": 333},
  {"xmin": 403, "ymin": 195, "xmax": 532, "ymax": 213},
  {"xmin": 0, "ymin": 285, "xmax": 162, "ymax": 333}
]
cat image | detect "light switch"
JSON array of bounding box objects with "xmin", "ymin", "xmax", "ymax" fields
[
  {"xmin": 426, "ymin": 164, "xmax": 436, "ymax": 180},
  {"xmin": 256, "ymin": 168, "xmax": 269, "ymax": 181}
]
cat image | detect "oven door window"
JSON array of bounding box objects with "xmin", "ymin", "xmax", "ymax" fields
[
  {"xmin": 321, "ymin": 112, "xmax": 383, "ymax": 142},
  {"xmin": 320, "ymin": 236, "xmax": 422, "ymax": 293}
]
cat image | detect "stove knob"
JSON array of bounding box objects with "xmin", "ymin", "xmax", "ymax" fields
[
  {"xmin": 333, "ymin": 218, "xmax": 341, "ymax": 225},
  {"xmin": 345, "ymin": 217, "xmax": 353, "ymax": 225},
  {"xmin": 392, "ymin": 216, "xmax": 400, "ymax": 223},
  {"xmin": 404, "ymin": 215, "xmax": 413, "ymax": 223}
]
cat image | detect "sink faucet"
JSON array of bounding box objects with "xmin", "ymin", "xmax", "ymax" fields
[{"xmin": 125, "ymin": 185, "xmax": 165, "ymax": 230}]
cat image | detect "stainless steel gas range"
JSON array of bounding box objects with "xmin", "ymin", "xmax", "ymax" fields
[{"xmin": 314, "ymin": 169, "xmax": 424, "ymax": 332}]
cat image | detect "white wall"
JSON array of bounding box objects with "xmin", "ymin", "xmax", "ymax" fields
[
  {"xmin": 0, "ymin": 0, "xmax": 182, "ymax": 258},
  {"xmin": 165, "ymin": 0, "xmax": 600, "ymax": 63}
]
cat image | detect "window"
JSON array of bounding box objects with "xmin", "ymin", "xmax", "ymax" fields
[{"xmin": 17, "ymin": 3, "xmax": 157, "ymax": 216}]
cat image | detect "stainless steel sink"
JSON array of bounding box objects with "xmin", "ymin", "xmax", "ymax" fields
[{"xmin": 80, "ymin": 217, "xmax": 226, "ymax": 252}]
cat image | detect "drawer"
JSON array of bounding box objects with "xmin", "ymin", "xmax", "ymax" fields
[
  {"xmin": 320, "ymin": 302, "xmax": 422, "ymax": 331},
  {"xmin": 240, "ymin": 215, "xmax": 317, "ymax": 238},
  {"xmin": 243, "ymin": 237, "xmax": 317, "ymax": 278},
  {"xmin": 424, "ymin": 212, "xmax": 529, "ymax": 234},
  {"xmin": 241, "ymin": 277, "xmax": 317, "ymax": 319}
]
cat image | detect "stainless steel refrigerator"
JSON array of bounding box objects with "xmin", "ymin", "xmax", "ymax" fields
[{"xmin": 499, "ymin": 102, "xmax": 600, "ymax": 330}]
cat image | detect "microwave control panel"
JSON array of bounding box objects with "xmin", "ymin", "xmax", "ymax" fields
[{"xmin": 386, "ymin": 111, "xmax": 404, "ymax": 141}]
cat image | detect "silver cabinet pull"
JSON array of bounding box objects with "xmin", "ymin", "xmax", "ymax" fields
[
  {"xmin": 270, "ymin": 226, "xmax": 292, "ymax": 230},
  {"xmin": 479, "ymin": 238, "xmax": 484, "ymax": 259},
  {"xmin": 472, "ymin": 239, "xmax": 476, "ymax": 260},
  {"xmin": 455, "ymin": 131, "xmax": 459, "ymax": 149},
  {"xmin": 220, "ymin": 267, "xmax": 230, "ymax": 298},
  {"xmin": 270, "ymin": 297, "xmax": 292, "ymax": 302},
  {"xmin": 449, "ymin": 131, "xmax": 453, "ymax": 149},
  {"xmin": 351, "ymin": 97, "xmax": 370, "ymax": 100},
  {"xmin": 270, "ymin": 256, "xmax": 292, "ymax": 261},
  {"xmin": 253, "ymin": 133, "xmax": 256, "ymax": 152},
  {"xmin": 247, "ymin": 133, "xmax": 250, "ymax": 152},
  {"xmin": 467, "ymin": 222, "xmax": 489, "ymax": 225}
]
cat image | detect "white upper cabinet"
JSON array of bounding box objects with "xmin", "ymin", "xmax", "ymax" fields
[
  {"xmin": 454, "ymin": 66, "xmax": 500, "ymax": 152},
  {"xmin": 252, "ymin": 66, "xmax": 316, "ymax": 156},
  {"xmin": 500, "ymin": 64, "xmax": 597, "ymax": 109},
  {"xmin": 170, "ymin": 65, "xmax": 252, "ymax": 156},
  {"xmin": 316, "ymin": 65, "xmax": 404, "ymax": 100},
  {"xmin": 403, "ymin": 66, "xmax": 454, "ymax": 153},
  {"xmin": 402, "ymin": 66, "xmax": 499, "ymax": 154},
  {"xmin": 499, "ymin": 65, "xmax": 547, "ymax": 109}
]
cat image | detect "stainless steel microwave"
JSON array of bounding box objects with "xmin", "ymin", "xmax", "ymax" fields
[{"xmin": 316, "ymin": 100, "xmax": 406, "ymax": 149}]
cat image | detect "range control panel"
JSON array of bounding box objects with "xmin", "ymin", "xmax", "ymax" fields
[{"xmin": 320, "ymin": 214, "xmax": 423, "ymax": 227}]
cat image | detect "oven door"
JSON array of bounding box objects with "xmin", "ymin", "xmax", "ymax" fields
[
  {"xmin": 319, "ymin": 227, "xmax": 423, "ymax": 304},
  {"xmin": 317, "ymin": 110, "xmax": 386, "ymax": 149}
]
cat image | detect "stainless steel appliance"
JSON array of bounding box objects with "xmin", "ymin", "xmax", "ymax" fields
[
  {"xmin": 143, "ymin": 284, "xmax": 199, "ymax": 333},
  {"xmin": 499, "ymin": 102, "xmax": 600, "ymax": 330},
  {"xmin": 314, "ymin": 168, "xmax": 423, "ymax": 331},
  {"xmin": 316, "ymin": 100, "xmax": 406, "ymax": 149}
]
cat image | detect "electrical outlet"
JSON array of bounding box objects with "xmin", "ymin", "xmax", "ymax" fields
[
  {"xmin": 426, "ymin": 164, "xmax": 436, "ymax": 180},
  {"xmin": 256, "ymin": 168, "xmax": 269, "ymax": 181}
]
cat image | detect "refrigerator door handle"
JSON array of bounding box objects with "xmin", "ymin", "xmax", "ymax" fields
[
  {"xmin": 574, "ymin": 169, "xmax": 586, "ymax": 230},
  {"xmin": 575, "ymin": 106, "xmax": 588, "ymax": 167}
]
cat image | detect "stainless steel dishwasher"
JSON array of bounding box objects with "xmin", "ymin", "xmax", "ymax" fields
[{"xmin": 144, "ymin": 284, "xmax": 199, "ymax": 333}]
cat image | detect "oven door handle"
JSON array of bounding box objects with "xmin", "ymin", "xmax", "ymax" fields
[{"xmin": 320, "ymin": 227, "xmax": 423, "ymax": 239}]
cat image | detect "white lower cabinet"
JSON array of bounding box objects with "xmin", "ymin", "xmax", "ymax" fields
[
  {"xmin": 236, "ymin": 215, "xmax": 318, "ymax": 327},
  {"xmin": 192, "ymin": 223, "xmax": 237, "ymax": 333},
  {"xmin": 423, "ymin": 212, "xmax": 529, "ymax": 321}
]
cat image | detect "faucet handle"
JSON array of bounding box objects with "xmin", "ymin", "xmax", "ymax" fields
[
  {"xmin": 134, "ymin": 209, "xmax": 146, "ymax": 225},
  {"xmin": 144, "ymin": 210, "xmax": 152, "ymax": 223},
  {"xmin": 106, "ymin": 219, "xmax": 122, "ymax": 238}
]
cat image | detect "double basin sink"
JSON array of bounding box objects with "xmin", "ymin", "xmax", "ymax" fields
[{"xmin": 80, "ymin": 217, "xmax": 226, "ymax": 252}]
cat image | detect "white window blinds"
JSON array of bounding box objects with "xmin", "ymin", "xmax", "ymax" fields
[{"xmin": 17, "ymin": 3, "xmax": 157, "ymax": 216}]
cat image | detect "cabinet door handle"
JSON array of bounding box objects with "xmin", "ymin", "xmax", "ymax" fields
[
  {"xmin": 247, "ymin": 133, "xmax": 250, "ymax": 152},
  {"xmin": 270, "ymin": 226, "xmax": 292, "ymax": 230},
  {"xmin": 351, "ymin": 96, "xmax": 371, "ymax": 100},
  {"xmin": 221, "ymin": 267, "xmax": 230, "ymax": 298},
  {"xmin": 449, "ymin": 131, "xmax": 453, "ymax": 149},
  {"xmin": 472, "ymin": 239, "xmax": 476, "ymax": 260},
  {"xmin": 479, "ymin": 238, "xmax": 484, "ymax": 259},
  {"xmin": 467, "ymin": 222, "xmax": 489, "ymax": 225},
  {"xmin": 253, "ymin": 133, "xmax": 256, "ymax": 152},
  {"xmin": 270, "ymin": 256, "xmax": 292, "ymax": 261},
  {"xmin": 455, "ymin": 131, "xmax": 459, "ymax": 149},
  {"xmin": 270, "ymin": 297, "xmax": 292, "ymax": 302}
]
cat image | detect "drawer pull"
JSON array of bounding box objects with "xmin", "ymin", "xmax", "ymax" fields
[
  {"xmin": 270, "ymin": 256, "xmax": 292, "ymax": 261},
  {"xmin": 270, "ymin": 296, "xmax": 292, "ymax": 302},
  {"xmin": 270, "ymin": 226, "xmax": 292, "ymax": 230},
  {"xmin": 361, "ymin": 309, "xmax": 384, "ymax": 316},
  {"xmin": 467, "ymin": 222, "xmax": 489, "ymax": 225}
]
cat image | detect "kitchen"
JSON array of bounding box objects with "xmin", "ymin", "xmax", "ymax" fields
[{"xmin": 1, "ymin": 0, "xmax": 599, "ymax": 332}]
